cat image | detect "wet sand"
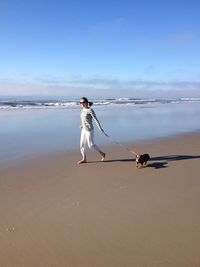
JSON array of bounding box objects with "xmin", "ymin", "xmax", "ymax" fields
[{"xmin": 0, "ymin": 132, "xmax": 200, "ymax": 267}]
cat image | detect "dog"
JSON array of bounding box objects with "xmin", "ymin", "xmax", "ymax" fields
[{"xmin": 136, "ymin": 153, "xmax": 150, "ymax": 168}]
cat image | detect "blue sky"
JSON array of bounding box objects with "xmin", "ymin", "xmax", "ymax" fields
[{"xmin": 0, "ymin": 0, "xmax": 200, "ymax": 98}]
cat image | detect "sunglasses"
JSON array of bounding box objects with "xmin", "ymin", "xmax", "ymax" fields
[{"xmin": 80, "ymin": 101, "xmax": 86, "ymax": 104}]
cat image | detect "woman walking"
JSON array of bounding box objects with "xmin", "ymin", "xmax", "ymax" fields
[{"xmin": 77, "ymin": 97, "xmax": 106, "ymax": 164}]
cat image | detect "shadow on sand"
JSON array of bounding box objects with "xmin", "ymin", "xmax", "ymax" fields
[
  {"xmin": 147, "ymin": 155, "xmax": 200, "ymax": 169},
  {"xmin": 88, "ymin": 155, "xmax": 200, "ymax": 170},
  {"xmin": 150, "ymin": 155, "xmax": 200, "ymax": 162}
]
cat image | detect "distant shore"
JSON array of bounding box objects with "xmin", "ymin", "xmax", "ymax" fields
[{"xmin": 0, "ymin": 132, "xmax": 200, "ymax": 267}]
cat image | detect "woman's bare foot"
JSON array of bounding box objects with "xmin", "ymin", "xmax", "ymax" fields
[
  {"xmin": 77, "ymin": 159, "xmax": 87, "ymax": 164},
  {"xmin": 100, "ymin": 152, "xmax": 106, "ymax": 162}
]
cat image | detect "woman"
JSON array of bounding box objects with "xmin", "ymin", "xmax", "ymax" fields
[{"xmin": 77, "ymin": 97, "xmax": 106, "ymax": 164}]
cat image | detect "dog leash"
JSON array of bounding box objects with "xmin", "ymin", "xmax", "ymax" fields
[{"xmin": 103, "ymin": 132, "xmax": 138, "ymax": 156}]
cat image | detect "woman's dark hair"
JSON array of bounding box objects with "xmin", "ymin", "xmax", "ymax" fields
[{"xmin": 80, "ymin": 97, "xmax": 93, "ymax": 107}]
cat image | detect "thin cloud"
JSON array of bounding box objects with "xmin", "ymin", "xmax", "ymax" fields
[
  {"xmin": 143, "ymin": 65, "xmax": 156, "ymax": 75},
  {"xmin": 34, "ymin": 74, "xmax": 65, "ymax": 85},
  {"xmin": 169, "ymin": 32, "xmax": 194, "ymax": 44},
  {"xmin": 90, "ymin": 17, "xmax": 128, "ymax": 33},
  {"xmin": 64, "ymin": 77, "xmax": 200, "ymax": 90},
  {"xmin": 1, "ymin": 76, "xmax": 200, "ymax": 98},
  {"xmin": 114, "ymin": 17, "xmax": 128, "ymax": 27},
  {"xmin": 138, "ymin": 32, "xmax": 194, "ymax": 47}
]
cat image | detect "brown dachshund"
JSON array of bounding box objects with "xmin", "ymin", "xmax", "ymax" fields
[{"xmin": 136, "ymin": 154, "xmax": 150, "ymax": 168}]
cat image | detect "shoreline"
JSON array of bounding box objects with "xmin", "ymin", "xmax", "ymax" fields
[
  {"xmin": 1, "ymin": 129, "xmax": 200, "ymax": 170},
  {"xmin": 0, "ymin": 131, "xmax": 200, "ymax": 266},
  {"xmin": 1, "ymin": 102, "xmax": 200, "ymax": 168}
]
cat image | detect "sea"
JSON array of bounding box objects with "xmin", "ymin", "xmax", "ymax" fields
[
  {"xmin": 1, "ymin": 96, "xmax": 200, "ymax": 109},
  {"xmin": 0, "ymin": 96, "xmax": 200, "ymax": 167}
]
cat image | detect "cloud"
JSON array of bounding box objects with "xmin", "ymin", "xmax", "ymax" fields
[
  {"xmin": 138, "ymin": 32, "xmax": 194, "ymax": 47},
  {"xmin": 169, "ymin": 32, "xmax": 194, "ymax": 44},
  {"xmin": 113, "ymin": 17, "xmax": 128, "ymax": 27},
  {"xmin": 89, "ymin": 17, "xmax": 128, "ymax": 34},
  {"xmin": 0, "ymin": 76, "xmax": 200, "ymax": 98}
]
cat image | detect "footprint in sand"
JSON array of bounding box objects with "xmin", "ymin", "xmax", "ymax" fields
[{"xmin": 6, "ymin": 227, "xmax": 15, "ymax": 232}]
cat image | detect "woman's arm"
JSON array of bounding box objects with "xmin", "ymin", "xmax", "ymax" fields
[{"xmin": 90, "ymin": 109, "xmax": 104, "ymax": 132}]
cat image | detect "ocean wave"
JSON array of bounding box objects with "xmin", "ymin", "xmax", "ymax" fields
[{"xmin": 0, "ymin": 97, "xmax": 200, "ymax": 110}]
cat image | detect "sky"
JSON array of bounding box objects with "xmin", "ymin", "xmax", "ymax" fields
[{"xmin": 0, "ymin": 0, "xmax": 200, "ymax": 98}]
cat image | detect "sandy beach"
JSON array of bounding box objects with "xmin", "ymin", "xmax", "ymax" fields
[
  {"xmin": 0, "ymin": 132, "xmax": 200, "ymax": 267},
  {"xmin": 1, "ymin": 0, "xmax": 200, "ymax": 264}
]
